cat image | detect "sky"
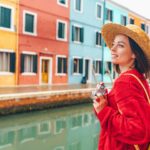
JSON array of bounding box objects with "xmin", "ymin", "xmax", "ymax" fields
[{"xmin": 112, "ymin": 0, "xmax": 150, "ymax": 19}]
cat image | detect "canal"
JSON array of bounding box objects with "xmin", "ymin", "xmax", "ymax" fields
[{"xmin": 0, "ymin": 103, "xmax": 100, "ymax": 150}]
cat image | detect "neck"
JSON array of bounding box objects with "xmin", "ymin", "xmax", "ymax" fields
[{"xmin": 119, "ymin": 62, "xmax": 135, "ymax": 74}]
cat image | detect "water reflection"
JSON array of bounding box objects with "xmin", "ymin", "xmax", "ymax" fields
[{"xmin": 0, "ymin": 104, "xmax": 100, "ymax": 150}]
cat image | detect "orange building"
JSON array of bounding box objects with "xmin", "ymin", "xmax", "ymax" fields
[
  {"xmin": 128, "ymin": 10, "xmax": 149, "ymax": 35},
  {"xmin": 18, "ymin": 0, "xmax": 70, "ymax": 85}
]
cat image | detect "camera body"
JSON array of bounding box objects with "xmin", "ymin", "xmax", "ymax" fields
[{"xmin": 92, "ymin": 82, "xmax": 107, "ymax": 98}]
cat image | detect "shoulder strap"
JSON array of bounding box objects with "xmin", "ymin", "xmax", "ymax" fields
[
  {"xmin": 125, "ymin": 73, "xmax": 150, "ymax": 150},
  {"xmin": 125, "ymin": 73, "xmax": 150, "ymax": 104}
]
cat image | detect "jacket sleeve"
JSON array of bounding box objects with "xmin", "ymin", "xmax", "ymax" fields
[{"xmin": 96, "ymin": 79, "xmax": 150, "ymax": 144}]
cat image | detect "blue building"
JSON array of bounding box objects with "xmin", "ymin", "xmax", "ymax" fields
[
  {"xmin": 69, "ymin": 0, "xmax": 104, "ymax": 84},
  {"xmin": 103, "ymin": 0, "xmax": 129, "ymax": 83}
]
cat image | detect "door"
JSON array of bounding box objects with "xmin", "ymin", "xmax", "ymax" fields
[{"xmin": 42, "ymin": 59, "xmax": 49, "ymax": 84}]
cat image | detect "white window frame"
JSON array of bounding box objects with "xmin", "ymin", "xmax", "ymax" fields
[
  {"xmin": 72, "ymin": 24, "xmax": 83, "ymax": 44},
  {"xmin": 94, "ymin": 59, "xmax": 102, "ymax": 75},
  {"xmin": 56, "ymin": 55, "xmax": 67, "ymax": 76},
  {"xmin": 21, "ymin": 51, "xmax": 37, "ymax": 76},
  {"xmin": 37, "ymin": 121, "xmax": 51, "ymax": 135},
  {"xmin": 54, "ymin": 118, "xmax": 66, "ymax": 135},
  {"xmin": 56, "ymin": 20, "xmax": 67, "ymax": 41},
  {"xmin": 74, "ymin": 0, "xmax": 83, "ymax": 13},
  {"xmin": 57, "ymin": 0, "xmax": 68, "ymax": 7},
  {"xmin": 0, "ymin": 49, "xmax": 14, "ymax": 75},
  {"xmin": 23, "ymin": 10, "xmax": 37, "ymax": 36},
  {"xmin": 95, "ymin": 30, "xmax": 102, "ymax": 47},
  {"xmin": 72, "ymin": 56, "xmax": 82, "ymax": 75},
  {"xmin": 0, "ymin": 4, "xmax": 14, "ymax": 32},
  {"xmin": 96, "ymin": 2, "xmax": 103, "ymax": 20}
]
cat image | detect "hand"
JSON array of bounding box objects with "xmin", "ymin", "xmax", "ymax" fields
[{"xmin": 93, "ymin": 95, "xmax": 108, "ymax": 114}]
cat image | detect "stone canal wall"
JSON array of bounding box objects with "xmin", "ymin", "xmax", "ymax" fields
[{"xmin": 0, "ymin": 89, "xmax": 94, "ymax": 115}]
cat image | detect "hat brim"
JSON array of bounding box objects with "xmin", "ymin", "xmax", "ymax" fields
[{"xmin": 102, "ymin": 23, "xmax": 138, "ymax": 49}]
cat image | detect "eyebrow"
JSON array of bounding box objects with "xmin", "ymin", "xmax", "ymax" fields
[{"xmin": 114, "ymin": 41, "xmax": 126, "ymax": 44}]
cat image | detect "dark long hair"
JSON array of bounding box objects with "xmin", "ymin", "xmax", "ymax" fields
[{"xmin": 114, "ymin": 37, "xmax": 150, "ymax": 79}]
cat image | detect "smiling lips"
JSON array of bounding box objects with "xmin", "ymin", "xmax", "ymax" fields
[{"xmin": 111, "ymin": 54, "xmax": 118, "ymax": 59}]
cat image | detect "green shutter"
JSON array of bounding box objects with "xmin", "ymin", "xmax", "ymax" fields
[
  {"xmin": 79, "ymin": 59, "xmax": 83, "ymax": 74},
  {"xmin": 0, "ymin": 7, "xmax": 11, "ymax": 28},
  {"xmin": 58, "ymin": 23, "xmax": 65, "ymax": 38},
  {"xmin": 64, "ymin": 58, "xmax": 67, "ymax": 73},
  {"xmin": 21, "ymin": 54, "xmax": 25, "ymax": 73},
  {"xmin": 58, "ymin": 58, "xmax": 61, "ymax": 73},
  {"xmin": 80, "ymin": 28, "xmax": 84, "ymax": 43},
  {"xmin": 96, "ymin": 32, "xmax": 98, "ymax": 45},
  {"xmin": 10, "ymin": 53, "xmax": 16, "ymax": 73},
  {"xmin": 33, "ymin": 55, "xmax": 37, "ymax": 73},
  {"xmin": 72, "ymin": 26, "xmax": 75, "ymax": 41},
  {"xmin": 25, "ymin": 14, "xmax": 34, "ymax": 33},
  {"xmin": 99, "ymin": 61, "xmax": 102, "ymax": 74}
]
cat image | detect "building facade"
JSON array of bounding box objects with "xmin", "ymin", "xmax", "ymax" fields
[{"xmin": 0, "ymin": 0, "xmax": 19, "ymax": 86}]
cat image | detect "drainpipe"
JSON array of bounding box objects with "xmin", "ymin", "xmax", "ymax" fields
[
  {"xmin": 15, "ymin": 0, "xmax": 19, "ymax": 85},
  {"xmin": 101, "ymin": 0, "xmax": 106, "ymax": 81}
]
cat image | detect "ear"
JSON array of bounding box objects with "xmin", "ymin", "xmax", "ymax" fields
[{"xmin": 131, "ymin": 53, "xmax": 136, "ymax": 59}]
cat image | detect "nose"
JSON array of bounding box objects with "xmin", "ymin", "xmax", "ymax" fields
[{"xmin": 110, "ymin": 44, "xmax": 116, "ymax": 51}]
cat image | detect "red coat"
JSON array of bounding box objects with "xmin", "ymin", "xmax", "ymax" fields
[{"xmin": 95, "ymin": 69, "xmax": 150, "ymax": 150}]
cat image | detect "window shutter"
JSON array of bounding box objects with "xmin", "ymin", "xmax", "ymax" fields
[
  {"xmin": 99, "ymin": 61, "xmax": 102, "ymax": 74},
  {"xmin": 110, "ymin": 10, "xmax": 113, "ymax": 21},
  {"xmin": 21, "ymin": 54, "xmax": 25, "ymax": 73},
  {"xmin": 72, "ymin": 26, "xmax": 75, "ymax": 41},
  {"xmin": 33, "ymin": 55, "xmax": 37, "ymax": 73},
  {"xmin": 93, "ymin": 60, "xmax": 96, "ymax": 72},
  {"xmin": 79, "ymin": 59, "xmax": 83, "ymax": 74},
  {"xmin": 25, "ymin": 14, "xmax": 34, "ymax": 32},
  {"xmin": 80, "ymin": 28, "xmax": 84, "ymax": 43},
  {"xmin": 96, "ymin": 32, "xmax": 98, "ymax": 45},
  {"xmin": 64, "ymin": 58, "xmax": 67, "ymax": 73},
  {"xmin": 58, "ymin": 57, "xmax": 61, "ymax": 73},
  {"xmin": 0, "ymin": 7, "xmax": 11, "ymax": 28},
  {"xmin": 10, "ymin": 53, "xmax": 16, "ymax": 73}
]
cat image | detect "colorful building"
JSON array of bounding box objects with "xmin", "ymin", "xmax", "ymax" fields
[
  {"xmin": 128, "ymin": 10, "xmax": 150, "ymax": 36},
  {"xmin": 0, "ymin": 0, "xmax": 149, "ymax": 86},
  {"xmin": 103, "ymin": 0, "xmax": 128, "ymax": 82},
  {"xmin": 18, "ymin": 0, "xmax": 70, "ymax": 85},
  {"xmin": 0, "ymin": 0, "xmax": 19, "ymax": 86},
  {"xmin": 69, "ymin": 0, "xmax": 104, "ymax": 84}
]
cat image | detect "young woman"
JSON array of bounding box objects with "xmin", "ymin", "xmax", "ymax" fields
[{"xmin": 93, "ymin": 23, "xmax": 150, "ymax": 150}]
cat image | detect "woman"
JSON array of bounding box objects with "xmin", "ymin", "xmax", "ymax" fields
[{"xmin": 93, "ymin": 23, "xmax": 150, "ymax": 150}]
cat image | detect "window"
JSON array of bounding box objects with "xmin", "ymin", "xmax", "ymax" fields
[
  {"xmin": 70, "ymin": 115, "xmax": 82, "ymax": 128},
  {"xmin": 96, "ymin": 32, "xmax": 102, "ymax": 46},
  {"xmin": 93, "ymin": 60, "xmax": 102, "ymax": 74},
  {"xmin": 106, "ymin": 8, "xmax": 113, "ymax": 21},
  {"xmin": 121, "ymin": 15, "xmax": 127, "ymax": 26},
  {"xmin": 141, "ymin": 23, "xmax": 145, "ymax": 31},
  {"xmin": 96, "ymin": 3, "xmax": 102, "ymax": 19},
  {"xmin": 57, "ymin": 20, "xmax": 67, "ymax": 41},
  {"xmin": 72, "ymin": 26, "xmax": 84, "ymax": 43},
  {"xmin": 104, "ymin": 61, "xmax": 112, "ymax": 73},
  {"xmin": 23, "ymin": 11, "xmax": 37, "ymax": 35},
  {"xmin": 21, "ymin": 53, "xmax": 37, "ymax": 73},
  {"xmin": 57, "ymin": 56, "xmax": 67, "ymax": 74},
  {"xmin": 0, "ymin": 5, "xmax": 13, "ymax": 30},
  {"xmin": 55, "ymin": 119, "xmax": 66, "ymax": 134},
  {"xmin": 75, "ymin": 0, "xmax": 82, "ymax": 12},
  {"xmin": 130, "ymin": 18, "xmax": 134, "ymax": 24},
  {"xmin": 57, "ymin": 0, "xmax": 68, "ymax": 7},
  {"xmin": 0, "ymin": 52, "xmax": 15, "ymax": 73},
  {"xmin": 146, "ymin": 25, "xmax": 149, "ymax": 34},
  {"xmin": 73, "ymin": 58, "xmax": 83, "ymax": 74}
]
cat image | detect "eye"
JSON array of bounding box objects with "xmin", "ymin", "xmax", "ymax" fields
[{"xmin": 118, "ymin": 44, "xmax": 124, "ymax": 48}]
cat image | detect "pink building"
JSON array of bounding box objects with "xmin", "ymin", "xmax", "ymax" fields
[{"xmin": 18, "ymin": 0, "xmax": 70, "ymax": 85}]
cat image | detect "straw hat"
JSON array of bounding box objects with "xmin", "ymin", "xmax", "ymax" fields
[{"xmin": 101, "ymin": 23, "xmax": 150, "ymax": 61}]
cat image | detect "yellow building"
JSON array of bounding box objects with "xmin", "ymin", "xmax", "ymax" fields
[
  {"xmin": 0, "ymin": 0, "xmax": 19, "ymax": 86},
  {"xmin": 128, "ymin": 10, "xmax": 150, "ymax": 36}
]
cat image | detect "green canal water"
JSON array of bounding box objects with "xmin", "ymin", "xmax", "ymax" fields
[{"xmin": 0, "ymin": 103, "xmax": 100, "ymax": 150}]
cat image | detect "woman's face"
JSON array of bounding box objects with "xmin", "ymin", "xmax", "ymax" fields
[{"xmin": 111, "ymin": 34, "xmax": 135, "ymax": 67}]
